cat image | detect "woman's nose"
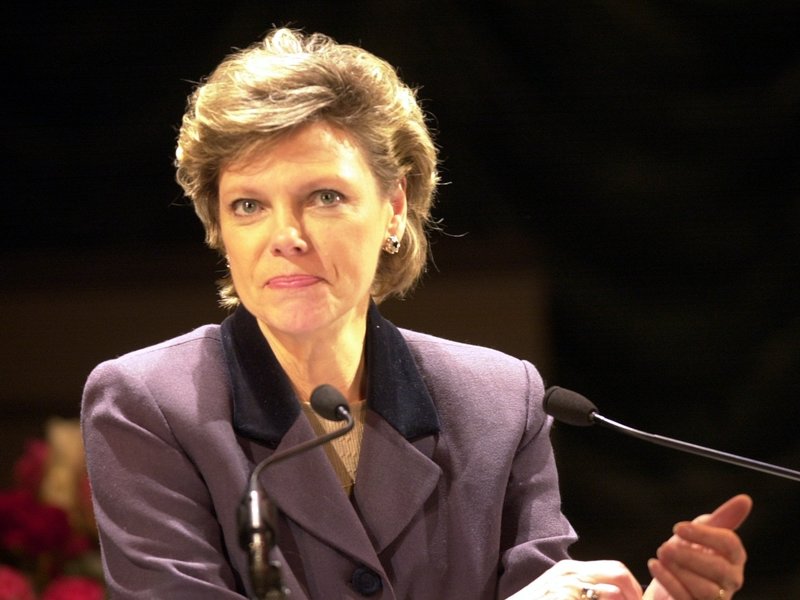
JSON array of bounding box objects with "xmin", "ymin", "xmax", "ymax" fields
[{"xmin": 269, "ymin": 221, "xmax": 308, "ymax": 256}]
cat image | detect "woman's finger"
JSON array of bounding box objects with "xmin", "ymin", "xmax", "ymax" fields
[
  {"xmin": 672, "ymin": 521, "xmax": 748, "ymax": 564},
  {"xmin": 646, "ymin": 558, "xmax": 691, "ymax": 600},
  {"xmin": 650, "ymin": 527, "xmax": 745, "ymax": 600},
  {"xmin": 695, "ymin": 494, "xmax": 753, "ymax": 530},
  {"xmin": 507, "ymin": 560, "xmax": 643, "ymax": 600},
  {"xmin": 648, "ymin": 557, "xmax": 732, "ymax": 600}
]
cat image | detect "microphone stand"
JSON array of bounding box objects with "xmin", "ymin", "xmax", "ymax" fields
[
  {"xmin": 238, "ymin": 487, "xmax": 283, "ymax": 600},
  {"xmin": 544, "ymin": 385, "xmax": 800, "ymax": 483},
  {"xmin": 591, "ymin": 413, "xmax": 800, "ymax": 482},
  {"xmin": 238, "ymin": 405, "xmax": 354, "ymax": 600}
]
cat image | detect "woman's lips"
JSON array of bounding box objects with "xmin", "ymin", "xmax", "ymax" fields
[{"xmin": 266, "ymin": 274, "xmax": 322, "ymax": 289}]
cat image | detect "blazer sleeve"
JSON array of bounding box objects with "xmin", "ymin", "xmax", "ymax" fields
[
  {"xmin": 81, "ymin": 358, "xmax": 246, "ymax": 599},
  {"xmin": 496, "ymin": 360, "xmax": 577, "ymax": 599}
]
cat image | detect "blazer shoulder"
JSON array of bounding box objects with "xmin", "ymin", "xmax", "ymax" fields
[
  {"xmin": 83, "ymin": 323, "xmax": 230, "ymax": 432},
  {"xmin": 400, "ymin": 328, "xmax": 533, "ymax": 371},
  {"xmin": 399, "ymin": 328, "xmax": 544, "ymax": 398},
  {"xmin": 85, "ymin": 324, "xmax": 224, "ymax": 392},
  {"xmin": 398, "ymin": 329, "xmax": 548, "ymax": 446},
  {"xmin": 104, "ymin": 323, "xmax": 221, "ymax": 364}
]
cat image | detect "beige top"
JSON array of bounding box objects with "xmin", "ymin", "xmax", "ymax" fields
[{"xmin": 301, "ymin": 400, "xmax": 366, "ymax": 496}]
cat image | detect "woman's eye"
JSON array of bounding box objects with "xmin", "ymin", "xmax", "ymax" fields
[
  {"xmin": 316, "ymin": 190, "xmax": 343, "ymax": 206},
  {"xmin": 231, "ymin": 199, "xmax": 260, "ymax": 216}
]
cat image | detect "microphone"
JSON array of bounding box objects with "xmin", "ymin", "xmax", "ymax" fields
[
  {"xmin": 238, "ymin": 384, "xmax": 355, "ymax": 600},
  {"xmin": 543, "ymin": 386, "xmax": 800, "ymax": 482}
]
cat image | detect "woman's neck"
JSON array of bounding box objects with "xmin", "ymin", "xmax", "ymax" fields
[{"xmin": 257, "ymin": 317, "xmax": 368, "ymax": 405}]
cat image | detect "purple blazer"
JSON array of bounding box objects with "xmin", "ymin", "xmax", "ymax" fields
[{"xmin": 82, "ymin": 305, "xmax": 576, "ymax": 599}]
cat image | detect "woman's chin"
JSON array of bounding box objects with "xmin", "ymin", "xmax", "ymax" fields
[
  {"xmin": 247, "ymin": 289, "xmax": 370, "ymax": 341},
  {"xmin": 254, "ymin": 305, "xmax": 352, "ymax": 342}
]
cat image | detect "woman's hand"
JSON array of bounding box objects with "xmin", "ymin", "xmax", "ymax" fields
[
  {"xmin": 507, "ymin": 559, "xmax": 643, "ymax": 599},
  {"xmin": 644, "ymin": 494, "xmax": 752, "ymax": 600}
]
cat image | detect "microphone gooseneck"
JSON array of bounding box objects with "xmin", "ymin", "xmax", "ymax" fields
[
  {"xmin": 544, "ymin": 386, "xmax": 800, "ymax": 483},
  {"xmin": 239, "ymin": 384, "xmax": 355, "ymax": 600}
]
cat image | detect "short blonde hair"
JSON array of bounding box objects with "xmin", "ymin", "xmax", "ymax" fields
[{"xmin": 175, "ymin": 28, "xmax": 439, "ymax": 306}]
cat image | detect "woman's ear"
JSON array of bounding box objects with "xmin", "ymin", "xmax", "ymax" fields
[{"xmin": 387, "ymin": 177, "xmax": 408, "ymax": 240}]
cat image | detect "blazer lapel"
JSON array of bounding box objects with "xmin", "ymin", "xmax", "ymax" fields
[
  {"xmin": 222, "ymin": 302, "xmax": 444, "ymax": 575},
  {"xmin": 354, "ymin": 412, "xmax": 441, "ymax": 553},
  {"xmin": 253, "ymin": 415, "xmax": 385, "ymax": 574}
]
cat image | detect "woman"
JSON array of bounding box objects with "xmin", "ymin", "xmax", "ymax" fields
[{"xmin": 82, "ymin": 28, "xmax": 750, "ymax": 599}]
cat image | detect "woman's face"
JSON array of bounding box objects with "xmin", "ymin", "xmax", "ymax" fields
[{"xmin": 218, "ymin": 121, "xmax": 406, "ymax": 344}]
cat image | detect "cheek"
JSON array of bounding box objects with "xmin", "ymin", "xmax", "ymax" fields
[
  {"xmin": 323, "ymin": 225, "xmax": 384, "ymax": 278},
  {"xmin": 221, "ymin": 225, "xmax": 265, "ymax": 263}
]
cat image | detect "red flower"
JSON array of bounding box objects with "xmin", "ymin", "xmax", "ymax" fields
[
  {"xmin": 0, "ymin": 566, "xmax": 35, "ymax": 600},
  {"xmin": 0, "ymin": 490, "xmax": 72, "ymax": 557},
  {"xmin": 41, "ymin": 576, "xmax": 104, "ymax": 600},
  {"xmin": 61, "ymin": 532, "xmax": 94, "ymax": 560},
  {"xmin": 1, "ymin": 428, "xmax": 106, "ymax": 598},
  {"xmin": 12, "ymin": 441, "xmax": 49, "ymax": 496}
]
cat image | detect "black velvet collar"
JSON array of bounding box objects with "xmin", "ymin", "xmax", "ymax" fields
[{"xmin": 220, "ymin": 303, "xmax": 440, "ymax": 448}]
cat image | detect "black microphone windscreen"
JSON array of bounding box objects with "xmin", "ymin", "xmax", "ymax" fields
[
  {"xmin": 310, "ymin": 384, "xmax": 349, "ymax": 422},
  {"xmin": 543, "ymin": 386, "xmax": 598, "ymax": 427}
]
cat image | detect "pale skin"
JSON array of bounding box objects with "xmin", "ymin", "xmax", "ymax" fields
[
  {"xmin": 644, "ymin": 494, "xmax": 751, "ymax": 600},
  {"xmin": 508, "ymin": 494, "xmax": 752, "ymax": 600},
  {"xmin": 218, "ymin": 120, "xmax": 752, "ymax": 600},
  {"xmin": 218, "ymin": 120, "xmax": 407, "ymax": 405}
]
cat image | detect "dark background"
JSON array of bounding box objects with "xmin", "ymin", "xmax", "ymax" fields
[{"xmin": 3, "ymin": 2, "xmax": 798, "ymax": 596}]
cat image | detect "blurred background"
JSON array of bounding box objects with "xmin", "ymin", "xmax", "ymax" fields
[{"xmin": 3, "ymin": 2, "xmax": 798, "ymax": 596}]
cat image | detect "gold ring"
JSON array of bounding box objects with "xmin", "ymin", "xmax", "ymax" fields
[{"xmin": 580, "ymin": 588, "xmax": 601, "ymax": 600}]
